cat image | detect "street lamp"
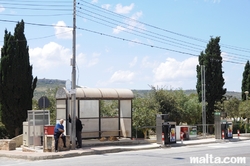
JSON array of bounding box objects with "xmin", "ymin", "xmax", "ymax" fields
[
  {"xmin": 245, "ymin": 91, "xmax": 249, "ymax": 100},
  {"xmin": 244, "ymin": 91, "xmax": 249, "ymax": 134}
]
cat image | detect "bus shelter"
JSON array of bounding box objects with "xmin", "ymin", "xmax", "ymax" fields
[{"xmin": 55, "ymin": 87, "xmax": 134, "ymax": 139}]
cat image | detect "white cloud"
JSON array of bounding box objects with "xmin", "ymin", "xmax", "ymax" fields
[
  {"xmin": 91, "ymin": 0, "xmax": 98, "ymax": 3},
  {"xmin": 113, "ymin": 11, "xmax": 143, "ymax": 34},
  {"xmin": 0, "ymin": 5, "xmax": 5, "ymax": 12},
  {"xmin": 115, "ymin": 3, "xmax": 134, "ymax": 14},
  {"xmin": 113, "ymin": 25, "xmax": 126, "ymax": 34},
  {"xmin": 30, "ymin": 42, "xmax": 71, "ymax": 71},
  {"xmin": 110, "ymin": 70, "xmax": 135, "ymax": 83},
  {"xmin": 126, "ymin": 11, "xmax": 144, "ymax": 30},
  {"xmin": 54, "ymin": 21, "xmax": 72, "ymax": 39},
  {"xmin": 129, "ymin": 57, "xmax": 138, "ymax": 67},
  {"xmin": 153, "ymin": 57, "xmax": 198, "ymax": 88},
  {"xmin": 102, "ymin": 4, "xmax": 111, "ymax": 10}
]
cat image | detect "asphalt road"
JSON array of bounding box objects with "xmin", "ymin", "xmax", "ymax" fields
[{"xmin": 1, "ymin": 140, "xmax": 250, "ymax": 166}]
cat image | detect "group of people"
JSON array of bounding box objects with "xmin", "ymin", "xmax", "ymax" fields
[{"xmin": 53, "ymin": 114, "xmax": 83, "ymax": 152}]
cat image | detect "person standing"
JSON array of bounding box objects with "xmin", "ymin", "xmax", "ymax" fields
[
  {"xmin": 69, "ymin": 114, "xmax": 83, "ymax": 148},
  {"xmin": 54, "ymin": 119, "xmax": 66, "ymax": 152}
]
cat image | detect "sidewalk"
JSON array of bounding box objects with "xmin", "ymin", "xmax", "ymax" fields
[{"xmin": 0, "ymin": 135, "xmax": 249, "ymax": 161}]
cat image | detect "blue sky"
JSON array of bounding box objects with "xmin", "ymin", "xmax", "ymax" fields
[{"xmin": 0, "ymin": 0, "xmax": 249, "ymax": 92}]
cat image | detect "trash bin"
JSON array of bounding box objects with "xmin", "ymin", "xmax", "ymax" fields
[
  {"xmin": 162, "ymin": 122, "xmax": 176, "ymax": 144},
  {"xmin": 180, "ymin": 126, "xmax": 189, "ymax": 140},
  {"xmin": 44, "ymin": 125, "xmax": 55, "ymax": 135}
]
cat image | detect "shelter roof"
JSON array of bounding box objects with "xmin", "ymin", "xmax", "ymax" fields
[{"xmin": 56, "ymin": 87, "xmax": 134, "ymax": 99}]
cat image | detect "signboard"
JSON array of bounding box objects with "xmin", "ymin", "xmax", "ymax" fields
[
  {"xmin": 214, "ymin": 112, "xmax": 220, "ymax": 116},
  {"xmin": 38, "ymin": 96, "xmax": 50, "ymax": 109}
]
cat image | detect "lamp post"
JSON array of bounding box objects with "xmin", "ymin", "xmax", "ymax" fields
[{"xmin": 244, "ymin": 91, "xmax": 249, "ymax": 134}]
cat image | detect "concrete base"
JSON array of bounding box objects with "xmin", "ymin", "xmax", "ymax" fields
[
  {"xmin": 0, "ymin": 139, "xmax": 16, "ymax": 150},
  {"xmin": 43, "ymin": 135, "xmax": 71, "ymax": 152}
]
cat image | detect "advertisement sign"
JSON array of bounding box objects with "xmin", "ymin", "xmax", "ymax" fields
[
  {"xmin": 228, "ymin": 124, "xmax": 233, "ymax": 137},
  {"xmin": 170, "ymin": 128, "xmax": 176, "ymax": 142},
  {"xmin": 189, "ymin": 126, "xmax": 197, "ymax": 136}
]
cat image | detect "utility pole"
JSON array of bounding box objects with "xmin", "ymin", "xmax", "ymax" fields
[
  {"xmin": 71, "ymin": 0, "xmax": 76, "ymax": 150},
  {"xmin": 201, "ymin": 65, "xmax": 206, "ymax": 138}
]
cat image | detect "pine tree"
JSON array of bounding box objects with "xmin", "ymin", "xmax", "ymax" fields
[
  {"xmin": 241, "ymin": 61, "xmax": 250, "ymax": 100},
  {"xmin": 0, "ymin": 20, "xmax": 37, "ymax": 138},
  {"xmin": 196, "ymin": 37, "xmax": 226, "ymax": 124}
]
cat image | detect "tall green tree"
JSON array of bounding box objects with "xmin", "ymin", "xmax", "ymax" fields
[
  {"xmin": 0, "ymin": 20, "xmax": 37, "ymax": 138},
  {"xmin": 241, "ymin": 61, "xmax": 250, "ymax": 100},
  {"xmin": 196, "ymin": 37, "xmax": 226, "ymax": 124}
]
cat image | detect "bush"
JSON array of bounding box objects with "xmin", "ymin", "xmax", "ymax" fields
[
  {"xmin": 132, "ymin": 127, "xmax": 144, "ymax": 138},
  {"xmin": 233, "ymin": 121, "xmax": 250, "ymax": 134},
  {"xmin": 0, "ymin": 122, "xmax": 8, "ymax": 139}
]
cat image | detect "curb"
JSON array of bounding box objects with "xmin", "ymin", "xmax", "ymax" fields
[{"xmin": 0, "ymin": 138, "xmax": 249, "ymax": 161}]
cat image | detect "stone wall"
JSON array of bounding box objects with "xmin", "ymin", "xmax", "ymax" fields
[
  {"xmin": 0, "ymin": 139, "xmax": 16, "ymax": 150},
  {"xmin": 12, "ymin": 134, "xmax": 23, "ymax": 147}
]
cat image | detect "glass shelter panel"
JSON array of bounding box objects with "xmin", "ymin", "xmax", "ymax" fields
[
  {"xmin": 80, "ymin": 100, "xmax": 99, "ymax": 118},
  {"xmin": 120, "ymin": 118, "xmax": 131, "ymax": 137},
  {"xmin": 57, "ymin": 100, "xmax": 66, "ymax": 109},
  {"xmin": 56, "ymin": 108, "xmax": 66, "ymax": 120},
  {"xmin": 120, "ymin": 100, "xmax": 131, "ymax": 118},
  {"xmin": 101, "ymin": 118, "xmax": 119, "ymax": 137},
  {"xmin": 100, "ymin": 100, "xmax": 118, "ymax": 117}
]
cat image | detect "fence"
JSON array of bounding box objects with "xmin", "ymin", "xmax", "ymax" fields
[{"xmin": 133, "ymin": 123, "xmax": 249, "ymax": 139}]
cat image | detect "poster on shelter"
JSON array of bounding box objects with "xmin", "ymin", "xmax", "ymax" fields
[
  {"xmin": 170, "ymin": 128, "xmax": 176, "ymax": 142},
  {"xmin": 228, "ymin": 124, "xmax": 233, "ymax": 137}
]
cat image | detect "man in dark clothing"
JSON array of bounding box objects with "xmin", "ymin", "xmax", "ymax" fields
[
  {"xmin": 69, "ymin": 114, "xmax": 83, "ymax": 148},
  {"xmin": 54, "ymin": 119, "xmax": 66, "ymax": 152}
]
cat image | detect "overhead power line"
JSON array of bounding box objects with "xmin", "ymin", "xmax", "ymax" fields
[
  {"xmin": 77, "ymin": 1, "xmax": 250, "ymax": 61},
  {"xmin": 1, "ymin": 6, "xmax": 71, "ymax": 11},
  {"xmin": 0, "ymin": 13, "xmax": 72, "ymax": 17},
  {"xmin": 76, "ymin": 13, "xmax": 202, "ymax": 53},
  {"xmin": 78, "ymin": 0, "xmax": 250, "ymax": 53},
  {"xmin": 0, "ymin": 17, "xmax": 248, "ymax": 64},
  {"xmin": 76, "ymin": 26, "xmax": 245, "ymax": 65},
  {"xmin": 0, "ymin": 19, "xmax": 72, "ymax": 28}
]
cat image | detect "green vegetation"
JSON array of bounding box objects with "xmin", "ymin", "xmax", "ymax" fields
[
  {"xmin": 0, "ymin": 20, "xmax": 37, "ymax": 138},
  {"xmin": 196, "ymin": 37, "xmax": 226, "ymax": 124},
  {"xmin": 241, "ymin": 61, "xmax": 250, "ymax": 100}
]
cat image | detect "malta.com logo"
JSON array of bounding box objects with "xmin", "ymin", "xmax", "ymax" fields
[{"xmin": 190, "ymin": 154, "xmax": 246, "ymax": 164}]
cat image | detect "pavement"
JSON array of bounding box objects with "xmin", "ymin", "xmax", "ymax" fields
[{"xmin": 0, "ymin": 134, "xmax": 249, "ymax": 161}]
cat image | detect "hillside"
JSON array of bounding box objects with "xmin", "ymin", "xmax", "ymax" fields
[
  {"xmin": 34, "ymin": 79, "xmax": 242, "ymax": 100},
  {"xmin": 34, "ymin": 79, "xmax": 66, "ymax": 100}
]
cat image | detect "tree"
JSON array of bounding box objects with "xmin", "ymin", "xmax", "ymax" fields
[
  {"xmin": 224, "ymin": 97, "xmax": 240, "ymax": 121},
  {"xmin": 132, "ymin": 93, "xmax": 159, "ymax": 139},
  {"xmin": 151, "ymin": 87, "xmax": 183, "ymax": 123},
  {"xmin": 182, "ymin": 94, "xmax": 202, "ymax": 125},
  {"xmin": 0, "ymin": 20, "xmax": 37, "ymax": 138},
  {"xmin": 196, "ymin": 37, "xmax": 226, "ymax": 124},
  {"xmin": 241, "ymin": 61, "xmax": 250, "ymax": 100},
  {"xmin": 239, "ymin": 100, "xmax": 250, "ymax": 129}
]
